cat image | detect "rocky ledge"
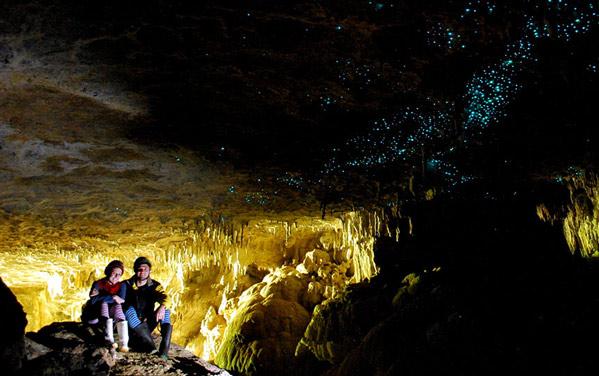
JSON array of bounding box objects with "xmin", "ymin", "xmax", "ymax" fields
[{"xmin": 20, "ymin": 321, "xmax": 230, "ymax": 376}]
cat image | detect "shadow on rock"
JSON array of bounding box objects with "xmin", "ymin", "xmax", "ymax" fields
[{"xmin": 17, "ymin": 321, "xmax": 231, "ymax": 376}]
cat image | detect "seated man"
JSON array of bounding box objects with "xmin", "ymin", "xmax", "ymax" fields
[{"xmin": 124, "ymin": 256, "xmax": 173, "ymax": 359}]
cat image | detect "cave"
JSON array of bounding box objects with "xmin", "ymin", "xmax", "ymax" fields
[{"xmin": 2, "ymin": 1, "xmax": 599, "ymax": 375}]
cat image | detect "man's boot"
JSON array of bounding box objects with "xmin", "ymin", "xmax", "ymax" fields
[
  {"xmin": 158, "ymin": 323, "xmax": 172, "ymax": 359},
  {"xmin": 131, "ymin": 322, "xmax": 156, "ymax": 352},
  {"xmin": 104, "ymin": 318, "xmax": 117, "ymax": 349},
  {"xmin": 116, "ymin": 320, "xmax": 130, "ymax": 352}
]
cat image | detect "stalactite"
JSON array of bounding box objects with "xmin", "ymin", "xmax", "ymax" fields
[
  {"xmin": 538, "ymin": 174, "xmax": 599, "ymax": 258},
  {"xmin": 0, "ymin": 208, "xmax": 397, "ymax": 367}
]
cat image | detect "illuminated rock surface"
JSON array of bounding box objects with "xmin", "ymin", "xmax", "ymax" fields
[
  {"xmin": 1, "ymin": 1, "xmax": 599, "ymax": 375},
  {"xmin": 0, "ymin": 81, "xmax": 385, "ymax": 374},
  {"xmin": 544, "ymin": 175, "xmax": 599, "ymax": 258},
  {"xmin": 294, "ymin": 198, "xmax": 599, "ymax": 376}
]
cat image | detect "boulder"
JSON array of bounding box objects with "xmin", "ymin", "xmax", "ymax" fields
[
  {"xmin": 0, "ymin": 277, "xmax": 27, "ymax": 373},
  {"xmin": 216, "ymin": 267, "xmax": 312, "ymax": 375}
]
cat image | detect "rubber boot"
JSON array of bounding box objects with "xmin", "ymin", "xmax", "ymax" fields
[
  {"xmin": 104, "ymin": 318, "xmax": 117, "ymax": 349},
  {"xmin": 116, "ymin": 320, "xmax": 130, "ymax": 352},
  {"xmin": 158, "ymin": 323, "xmax": 172, "ymax": 359},
  {"xmin": 131, "ymin": 322, "xmax": 156, "ymax": 352}
]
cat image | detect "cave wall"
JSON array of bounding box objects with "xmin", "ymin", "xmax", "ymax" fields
[{"xmin": 0, "ymin": 277, "xmax": 27, "ymax": 373}]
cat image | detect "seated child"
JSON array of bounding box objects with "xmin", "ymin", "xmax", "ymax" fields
[{"xmin": 82, "ymin": 259, "xmax": 129, "ymax": 352}]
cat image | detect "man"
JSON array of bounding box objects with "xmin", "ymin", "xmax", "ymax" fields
[{"xmin": 124, "ymin": 256, "xmax": 173, "ymax": 359}]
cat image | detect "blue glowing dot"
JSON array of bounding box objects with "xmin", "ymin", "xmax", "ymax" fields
[{"xmin": 323, "ymin": 0, "xmax": 599, "ymax": 190}]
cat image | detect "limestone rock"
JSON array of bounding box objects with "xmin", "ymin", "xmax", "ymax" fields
[
  {"xmin": 216, "ymin": 267, "xmax": 311, "ymax": 375},
  {"xmin": 23, "ymin": 336, "xmax": 52, "ymax": 361},
  {"xmin": 25, "ymin": 322, "xmax": 115, "ymax": 376},
  {"xmin": 0, "ymin": 277, "xmax": 28, "ymax": 373},
  {"xmin": 200, "ymin": 306, "xmax": 227, "ymax": 361},
  {"xmin": 301, "ymin": 249, "xmax": 331, "ymax": 274},
  {"xmin": 23, "ymin": 321, "xmax": 230, "ymax": 376},
  {"xmin": 295, "ymin": 281, "xmax": 392, "ymax": 366},
  {"xmin": 303, "ymin": 281, "xmax": 324, "ymax": 309}
]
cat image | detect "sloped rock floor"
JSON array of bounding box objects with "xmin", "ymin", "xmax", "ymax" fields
[{"xmin": 24, "ymin": 321, "xmax": 231, "ymax": 376}]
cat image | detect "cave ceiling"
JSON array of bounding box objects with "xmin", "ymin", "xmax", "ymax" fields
[{"xmin": 0, "ymin": 0, "xmax": 598, "ymax": 245}]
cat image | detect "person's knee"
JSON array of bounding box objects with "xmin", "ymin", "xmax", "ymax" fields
[
  {"xmin": 163, "ymin": 308, "xmax": 172, "ymax": 324},
  {"xmin": 125, "ymin": 306, "xmax": 142, "ymax": 328},
  {"xmin": 113, "ymin": 304, "xmax": 126, "ymax": 322}
]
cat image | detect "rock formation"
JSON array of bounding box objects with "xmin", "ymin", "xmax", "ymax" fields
[
  {"xmin": 1, "ymin": 1, "xmax": 599, "ymax": 375},
  {"xmin": 23, "ymin": 321, "xmax": 230, "ymax": 376},
  {"xmin": 0, "ymin": 277, "xmax": 28, "ymax": 373}
]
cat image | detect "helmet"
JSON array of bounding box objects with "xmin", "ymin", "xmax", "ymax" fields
[
  {"xmin": 104, "ymin": 260, "xmax": 125, "ymax": 277},
  {"xmin": 133, "ymin": 256, "xmax": 152, "ymax": 272}
]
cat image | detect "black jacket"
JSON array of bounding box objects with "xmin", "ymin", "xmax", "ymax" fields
[{"xmin": 124, "ymin": 276, "xmax": 168, "ymax": 321}]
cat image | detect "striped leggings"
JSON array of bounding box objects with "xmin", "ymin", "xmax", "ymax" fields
[
  {"xmin": 125, "ymin": 306, "xmax": 171, "ymax": 329},
  {"xmin": 101, "ymin": 302, "xmax": 126, "ymax": 321}
]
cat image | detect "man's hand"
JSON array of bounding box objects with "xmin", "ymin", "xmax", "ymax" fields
[
  {"xmin": 156, "ymin": 305, "xmax": 166, "ymax": 322},
  {"xmin": 89, "ymin": 288, "xmax": 99, "ymax": 297},
  {"xmin": 113, "ymin": 295, "xmax": 125, "ymax": 304}
]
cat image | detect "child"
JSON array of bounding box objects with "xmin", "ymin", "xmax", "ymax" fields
[{"xmin": 82, "ymin": 259, "xmax": 129, "ymax": 352}]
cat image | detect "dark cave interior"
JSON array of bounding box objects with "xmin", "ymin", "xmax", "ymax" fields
[{"xmin": 2, "ymin": 1, "xmax": 599, "ymax": 375}]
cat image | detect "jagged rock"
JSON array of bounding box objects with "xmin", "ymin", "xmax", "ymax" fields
[
  {"xmin": 23, "ymin": 322, "xmax": 230, "ymax": 376},
  {"xmin": 303, "ymin": 281, "xmax": 325, "ymax": 308},
  {"xmin": 245, "ymin": 263, "xmax": 269, "ymax": 282},
  {"xmin": 296, "ymin": 281, "xmax": 391, "ymax": 366},
  {"xmin": 0, "ymin": 277, "xmax": 27, "ymax": 373},
  {"xmin": 216, "ymin": 267, "xmax": 312, "ymax": 375},
  {"xmin": 109, "ymin": 342, "xmax": 230, "ymax": 376},
  {"xmin": 23, "ymin": 337, "xmax": 52, "ymax": 361},
  {"xmin": 200, "ymin": 306, "xmax": 228, "ymax": 361},
  {"xmin": 391, "ymin": 273, "xmax": 421, "ymax": 307},
  {"xmin": 300, "ymin": 249, "xmax": 331, "ymax": 274},
  {"xmin": 333, "ymin": 277, "xmax": 451, "ymax": 376},
  {"xmin": 24, "ymin": 322, "xmax": 116, "ymax": 375}
]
